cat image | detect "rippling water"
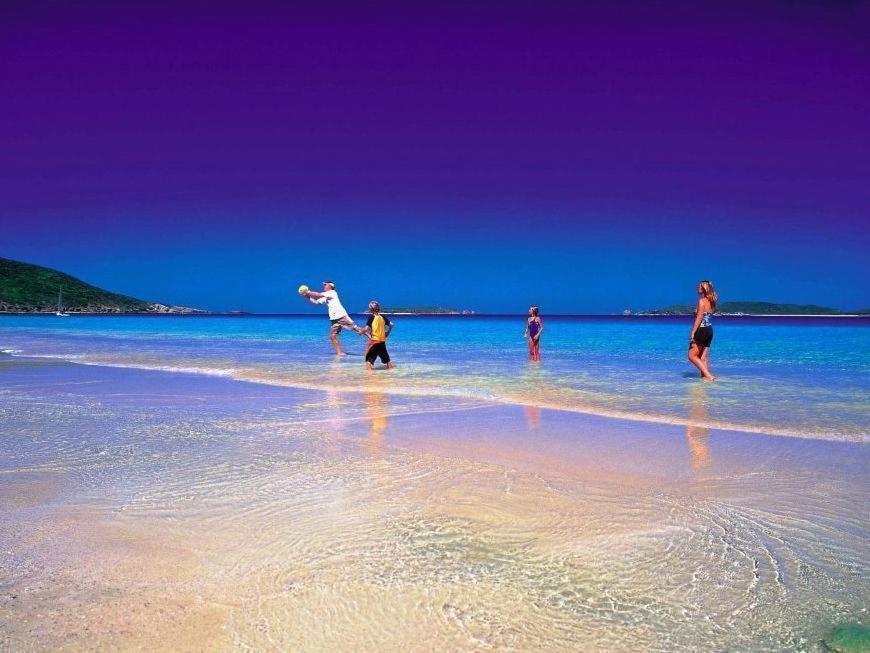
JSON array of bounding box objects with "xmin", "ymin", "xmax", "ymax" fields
[
  {"xmin": 1, "ymin": 314, "xmax": 868, "ymax": 441},
  {"xmin": 0, "ymin": 350, "xmax": 868, "ymax": 651}
]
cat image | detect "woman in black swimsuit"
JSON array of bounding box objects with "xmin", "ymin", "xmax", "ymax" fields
[{"xmin": 688, "ymin": 280, "xmax": 717, "ymax": 381}]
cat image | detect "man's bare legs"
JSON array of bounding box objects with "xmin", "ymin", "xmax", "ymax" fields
[
  {"xmin": 330, "ymin": 322, "xmax": 367, "ymax": 356},
  {"xmin": 329, "ymin": 332, "xmax": 346, "ymax": 356}
]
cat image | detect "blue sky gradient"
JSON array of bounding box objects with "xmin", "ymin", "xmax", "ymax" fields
[{"xmin": 2, "ymin": 2, "xmax": 868, "ymax": 312}]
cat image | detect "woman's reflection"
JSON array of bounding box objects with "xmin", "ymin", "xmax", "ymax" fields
[{"xmin": 686, "ymin": 384, "xmax": 712, "ymax": 471}]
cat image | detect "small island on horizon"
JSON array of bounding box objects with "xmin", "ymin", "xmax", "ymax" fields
[
  {"xmin": 375, "ymin": 307, "xmax": 476, "ymax": 316},
  {"xmin": 637, "ymin": 301, "xmax": 870, "ymax": 317}
]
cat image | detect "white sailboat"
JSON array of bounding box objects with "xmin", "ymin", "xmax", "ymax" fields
[{"xmin": 55, "ymin": 287, "xmax": 69, "ymax": 316}]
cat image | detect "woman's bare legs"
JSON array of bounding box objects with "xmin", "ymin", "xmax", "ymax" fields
[
  {"xmin": 688, "ymin": 343, "xmax": 715, "ymax": 380},
  {"xmin": 699, "ymin": 347, "xmax": 710, "ymax": 377}
]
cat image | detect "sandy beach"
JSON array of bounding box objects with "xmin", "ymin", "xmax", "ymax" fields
[{"xmin": 1, "ymin": 355, "xmax": 867, "ymax": 652}]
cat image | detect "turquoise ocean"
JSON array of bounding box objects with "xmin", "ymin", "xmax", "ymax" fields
[{"xmin": 1, "ymin": 314, "xmax": 867, "ymax": 442}]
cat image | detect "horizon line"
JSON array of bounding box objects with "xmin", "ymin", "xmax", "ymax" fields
[{"xmin": 3, "ymin": 312, "xmax": 867, "ymax": 318}]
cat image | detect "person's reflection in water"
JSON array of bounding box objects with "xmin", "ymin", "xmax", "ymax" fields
[
  {"xmin": 321, "ymin": 388, "xmax": 347, "ymax": 457},
  {"xmin": 686, "ymin": 384, "xmax": 712, "ymax": 472},
  {"xmin": 364, "ymin": 392, "xmax": 389, "ymax": 457},
  {"xmin": 524, "ymin": 404, "xmax": 541, "ymax": 431}
]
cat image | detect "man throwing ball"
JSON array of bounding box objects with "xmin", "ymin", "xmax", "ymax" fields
[
  {"xmin": 300, "ymin": 281, "xmax": 365, "ymax": 355},
  {"xmin": 362, "ymin": 300, "xmax": 394, "ymax": 370}
]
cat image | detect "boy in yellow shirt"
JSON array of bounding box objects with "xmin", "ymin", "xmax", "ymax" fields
[{"xmin": 362, "ymin": 301, "xmax": 394, "ymax": 370}]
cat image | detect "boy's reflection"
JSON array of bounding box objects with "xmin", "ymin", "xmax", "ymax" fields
[{"xmin": 364, "ymin": 392, "xmax": 389, "ymax": 456}]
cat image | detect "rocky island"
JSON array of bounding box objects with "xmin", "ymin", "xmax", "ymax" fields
[{"xmin": 0, "ymin": 257, "xmax": 203, "ymax": 314}]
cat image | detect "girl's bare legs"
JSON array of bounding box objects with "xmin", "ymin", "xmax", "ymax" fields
[
  {"xmin": 688, "ymin": 343, "xmax": 715, "ymax": 380},
  {"xmin": 533, "ymin": 337, "xmax": 541, "ymax": 361}
]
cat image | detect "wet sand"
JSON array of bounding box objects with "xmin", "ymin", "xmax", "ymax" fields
[{"xmin": 1, "ymin": 357, "xmax": 867, "ymax": 651}]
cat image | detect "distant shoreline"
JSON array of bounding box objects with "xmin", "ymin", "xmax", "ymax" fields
[
  {"xmin": 1, "ymin": 311, "xmax": 867, "ymax": 318},
  {"xmin": 634, "ymin": 313, "xmax": 868, "ymax": 318}
]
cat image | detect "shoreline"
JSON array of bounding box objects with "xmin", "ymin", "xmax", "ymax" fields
[
  {"xmin": 3, "ymin": 351, "xmax": 867, "ymax": 444},
  {"xmin": 2, "ymin": 352, "xmax": 867, "ymax": 651},
  {"xmin": 2, "ymin": 354, "xmax": 866, "ymax": 483}
]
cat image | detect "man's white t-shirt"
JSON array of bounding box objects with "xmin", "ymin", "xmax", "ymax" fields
[{"xmin": 315, "ymin": 289, "xmax": 349, "ymax": 321}]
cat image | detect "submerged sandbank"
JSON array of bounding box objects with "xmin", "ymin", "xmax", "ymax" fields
[{"xmin": 1, "ymin": 357, "xmax": 867, "ymax": 652}]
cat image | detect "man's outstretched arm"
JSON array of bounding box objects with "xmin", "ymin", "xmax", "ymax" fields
[{"xmin": 304, "ymin": 290, "xmax": 327, "ymax": 305}]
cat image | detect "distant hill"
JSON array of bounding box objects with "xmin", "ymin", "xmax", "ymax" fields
[
  {"xmin": 0, "ymin": 257, "xmax": 200, "ymax": 313},
  {"xmin": 641, "ymin": 301, "xmax": 855, "ymax": 316}
]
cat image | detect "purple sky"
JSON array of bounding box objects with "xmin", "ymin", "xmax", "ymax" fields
[{"xmin": 2, "ymin": 2, "xmax": 869, "ymax": 312}]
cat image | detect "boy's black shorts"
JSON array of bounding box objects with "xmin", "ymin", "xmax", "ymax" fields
[{"xmin": 365, "ymin": 341, "xmax": 390, "ymax": 364}]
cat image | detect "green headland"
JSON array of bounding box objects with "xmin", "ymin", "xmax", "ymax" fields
[{"xmin": 0, "ymin": 257, "xmax": 199, "ymax": 314}]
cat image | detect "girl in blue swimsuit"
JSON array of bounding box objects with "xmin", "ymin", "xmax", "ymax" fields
[
  {"xmin": 688, "ymin": 280, "xmax": 717, "ymax": 381},
  {"xmin": 525, "ymin": 306, "xmax": 543, "ymax": 362}
]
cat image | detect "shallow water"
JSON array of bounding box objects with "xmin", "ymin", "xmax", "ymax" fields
[
  {"xmin": 1, "ymin": 314, "xmax": 868, "ymax": 441},
  {"xmin": 1, "ymin": 356, "xmax": 867, "ymax": 652}
]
